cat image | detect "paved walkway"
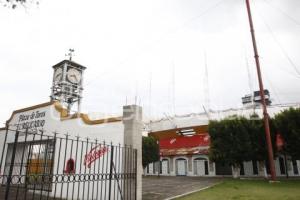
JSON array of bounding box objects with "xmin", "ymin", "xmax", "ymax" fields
[{"xmin": 142, "ymin": 176, "xmax": 221, "ymax": 200}]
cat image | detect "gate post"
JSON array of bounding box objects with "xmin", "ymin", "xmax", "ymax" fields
[{"xmin": 123, "ymin": 105, "xmax": 142, "ymax": 200}]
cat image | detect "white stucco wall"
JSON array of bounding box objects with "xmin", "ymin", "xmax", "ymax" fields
[
  {"xmin": 145, "ymin": 157, "xmax": 300, "ymax": 178},
  {"xmin": 0, "ymin": 102, "xmax": 126, "ymax": 199},
  {"xmin": 6, "ymin": 103, "xmax": 124, "ymax": 145}
]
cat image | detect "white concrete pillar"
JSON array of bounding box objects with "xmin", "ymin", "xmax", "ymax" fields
[
  {"xmin": 123, "ymin": 105, "xmax": 142, "ymax": 200},
  {"xmin": 187, "ymin": 156, "xmax": 193, "ymax": 176},
  {"xmin": 297, "ymin": 160, "xmax": 300, "ymax": 176}
]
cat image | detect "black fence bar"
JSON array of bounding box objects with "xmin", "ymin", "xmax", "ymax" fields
[
  {"xmin": 82, "ymin": 137, "xmax": 88, "ymax": 200},
  {"xmin": 113, "ymin": 145, "xmax": 117, "ymax": 199},
  {"xmin": 24, "ymin": 132, "xmax": 37, "ymax": 200},
  {"xmin": 104, "ymin": 141, "xmax": 109, "ymax": 200},
  {"xmin": 116, "ymin": 144, "xmax": 121, "ymax": 200},
  {"xmin": 134, "ymin": 149, "xmax": 137, "ymax": 200},
  {"xmin": 0, "ymin": 127, "xmax": 9, "ymax": 178},
  {"xmin": 129, "ymin": 146, "xmax": 132, "ymax": 200},
  {"xmin": 15, "ymin": 129, "xmax": 29, "ymax": 200},
  {"xmin": 91, "ymin": 139, "xmax": 97, "ymax": 200},
  {"xmin": 31, "ymin": 129, "xmax": 44, "ymax": 200},
  {"xmin": 71, "ymin": 136, "xmax": 79, "ymax": 200},
  {"xmin": 108, "ymin": 145, "xmax": 114, "ymax": 200},
  {"xmin": 53, "ymin": 136, "xmax": 62, "ymax": 199},
  {"xmin": 100, "ymin": 141, "xmax": 105, "ymax": 199},
  {"xmin": 66, "ymin": 137, "xmax": 74, "ymax": 199},
  {"xmin": 95, "ymin": 141, "xmax": 101, "ymax": 200},
  {"xmin": 60, "ymin": 134, "xmax": 69, "ymax": 199},
  {"xmin": 39, "ymin": 135, "xmax": 50, "ymax": 200},
  {"xmin": 77, "ymin": 138, "xmax": 84, "ymax": 199},
  {"xmin": 47, "ymin": 132, "xmax": 57, "ymax": 200},
  {"xmin": 5, "ymin": 131, "xmax": 19, "ymax": 200},
  {"xmin": 126, "ymin": 145, "xmax": 129, "ymax": 200}
]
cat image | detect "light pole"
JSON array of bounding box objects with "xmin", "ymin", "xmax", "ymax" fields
[{"xmin": 245, "ymin": 0, "xmax": 276, "ymax": 181}]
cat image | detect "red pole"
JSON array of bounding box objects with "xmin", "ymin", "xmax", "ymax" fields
[{"xmin": 245, "ymin": 0, "xmax": 276, "ymax": 181}]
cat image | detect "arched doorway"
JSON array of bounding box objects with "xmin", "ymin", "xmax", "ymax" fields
[
  {"xmin": 193, "ymin": 157, "xmax": 209, "ymax": 176},
  {"xmin": 176, "ymin": 158, "xmax": 187, "ymax": 176},
  {"xmin": 161, "ymin": 159, "xmax": 169, "ymax": 175}
]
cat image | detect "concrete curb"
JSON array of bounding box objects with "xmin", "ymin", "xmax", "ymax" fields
[{"xmin": 164, "ymin": 182, "xmax": 222, "ymax": 200}]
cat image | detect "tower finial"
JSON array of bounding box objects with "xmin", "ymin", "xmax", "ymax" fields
[{"xmin": 66, "ymin": 49, "xmax": 75, "ymax": 61}]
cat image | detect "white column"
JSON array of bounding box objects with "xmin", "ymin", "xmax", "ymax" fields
[{"xmin": 123, "ymin": 105, "xmax": 143, "ymax": 200}]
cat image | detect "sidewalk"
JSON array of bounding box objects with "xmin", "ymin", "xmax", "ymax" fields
[{"xmin": 142, "ymin": 176, "xmax": 221, "ymax": 200}]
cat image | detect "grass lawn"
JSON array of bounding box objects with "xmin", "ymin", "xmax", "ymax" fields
[{"xmin": 177, "ymin": 179, "xmax": 300, "ymax": 200}]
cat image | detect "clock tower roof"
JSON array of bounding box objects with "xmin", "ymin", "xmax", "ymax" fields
[{"xmin": 52, "ymin": 59, "xmax": 87, "ymax": 70}]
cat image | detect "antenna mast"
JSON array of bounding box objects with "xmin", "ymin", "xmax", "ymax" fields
[
  {"xmin": 244, "ymin": 53, "xmax": 253, "ymax": 95},
  {"xmin": 172, "ymin": 63, "xmax": 176, "ymax": 115},
  {"xmin": 245, "ymin": 0, "xmax": 276, "ymax": 181},
  {"xmin": 203, "ymin": 51, "xmax": 210, "ymax": 114},
  {"xmin": 149, "ymin": 72, "xmax": 152, "ymax": 120}
]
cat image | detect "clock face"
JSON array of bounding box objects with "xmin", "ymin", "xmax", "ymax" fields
[
  {"xmin": 67, "ymin": 68, "xmax": 81, "ymax": 84},
  {"xmin": 54, "ymin": 68, "xmax": 63, "ymax": 82}
]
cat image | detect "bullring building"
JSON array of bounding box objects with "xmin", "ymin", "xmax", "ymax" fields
[{"xmin": 144, "ymin": 105, "xmax": 300, "ymax": 178}]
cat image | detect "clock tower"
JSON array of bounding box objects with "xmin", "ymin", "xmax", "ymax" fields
[{"xmin": 50, "ymin": 56, "xmax": 86, "ymax": 113}]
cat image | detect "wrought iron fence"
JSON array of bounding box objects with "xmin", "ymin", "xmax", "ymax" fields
[{"xmin": 0, "ymin": 128, "xmax": 137, "ymax": 200}]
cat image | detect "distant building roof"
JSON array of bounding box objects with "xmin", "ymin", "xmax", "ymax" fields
[{"xmin": 147, "ymin": 103, "xmax": 300, "ymax": 133}]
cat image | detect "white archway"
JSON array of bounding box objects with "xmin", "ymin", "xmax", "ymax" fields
[
  {"xmin": 161, "ymin": 158, "xmax": 170, "ymax": 175},
  {"xmin": 193, "ymin": 157, "xmax": 209, "ymax": 176},
  {"xmin": 175, "ymin": 158, "xmax": 187, "ymax": 176}
]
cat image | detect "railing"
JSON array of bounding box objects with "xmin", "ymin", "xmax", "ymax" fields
[{"xmin": 0, "ymin": 128, "xmax": 137, "ymax": 200}]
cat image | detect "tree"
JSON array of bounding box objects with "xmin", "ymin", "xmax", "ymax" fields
[
  {"xmin": 1, "ymin": 0, "xmax": 39, "ymax": 9},
  {"xmin": 142, "ymin": 136, "xmax": 159, "ymax": 169},
  {"xmin": 209, "ymin": 116, "xmax": 252, "ymax": 178},
  {"xmin": 247, "ymin": 114, "xmax": 266, "ymax": 161},
  {"xmin": 274, "ymin": 108, "xmax": 300, "ymax": 160}
]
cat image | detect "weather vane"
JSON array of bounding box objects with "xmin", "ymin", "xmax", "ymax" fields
[{"xmin": 66, "ymin": 49, "xmax": 75, "ymax": 61}]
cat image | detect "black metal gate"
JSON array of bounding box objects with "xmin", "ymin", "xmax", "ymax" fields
[{"xmin": 0, "ymin": 128, "xmax": 137, "ymax": 200}]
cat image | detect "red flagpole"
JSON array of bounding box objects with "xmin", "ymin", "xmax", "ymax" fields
[{"xmin": 245, "ymin": 0, "xmax": 276, "ymax": 181}]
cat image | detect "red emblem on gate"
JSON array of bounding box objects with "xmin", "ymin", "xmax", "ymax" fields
[{"xmin": 84, "ymin": 145, "xmax": 109, "ymax": 168}]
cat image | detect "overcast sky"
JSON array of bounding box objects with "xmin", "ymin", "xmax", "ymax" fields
[{"xmin": 0, "ymin": 0, "xmax": 299, "ymax": 125}]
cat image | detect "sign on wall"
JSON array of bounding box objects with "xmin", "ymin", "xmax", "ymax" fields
[{"xmin": 16, "ymin": 110, "xmax": 46, "ymax": 130}]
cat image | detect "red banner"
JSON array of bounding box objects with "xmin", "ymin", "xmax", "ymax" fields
[{"xmin": 159, "ymin": 134, "xmax": 210, "ymax": 149}]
